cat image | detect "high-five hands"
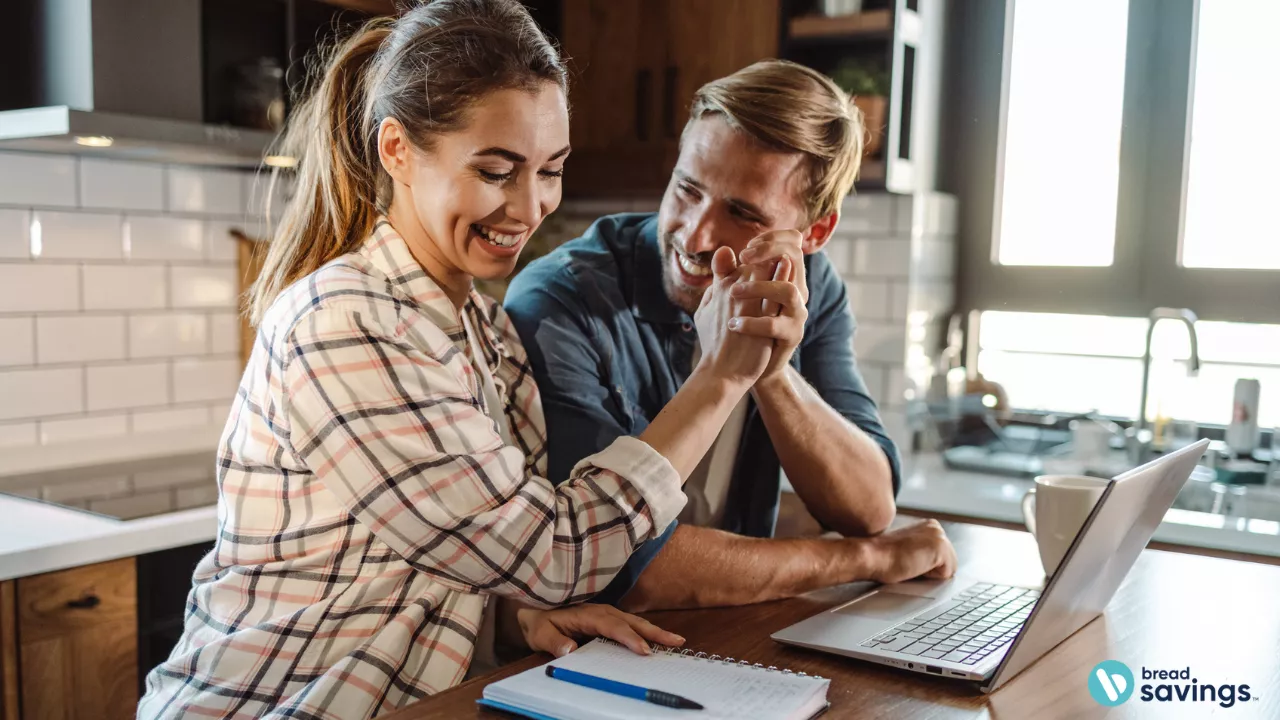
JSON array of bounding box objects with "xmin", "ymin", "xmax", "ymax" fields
[{"xmin": 730, "ymin": 230, "xmax": 809, "ymax": 381}]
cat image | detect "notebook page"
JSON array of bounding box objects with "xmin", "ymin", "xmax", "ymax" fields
[{"xmin": 485, "ymin": 639, "xmax": 828, "ymax": 720}]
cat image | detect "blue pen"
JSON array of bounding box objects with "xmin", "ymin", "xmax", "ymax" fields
[{"xmin": 544, "ymin": 666, "xmax": 704, "ymax": 710}]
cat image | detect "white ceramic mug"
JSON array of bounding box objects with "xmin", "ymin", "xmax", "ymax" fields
[{"xmin": 1021, "ymin": 475, "xmax": 1109, "ymax": 576}]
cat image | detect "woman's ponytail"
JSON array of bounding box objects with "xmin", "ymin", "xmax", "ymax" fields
[{"xmin": 248, "ymin": 20, "xmax": 391, "ymax": 326}]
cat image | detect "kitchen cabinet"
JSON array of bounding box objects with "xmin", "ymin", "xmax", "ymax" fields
[
  {"xmin": 559, "ymin": 0, "xmax": 779, "ymax": 198},
  {"xmin": 0, "ymin": 559, "xmax": 137, "ymax": 720}
]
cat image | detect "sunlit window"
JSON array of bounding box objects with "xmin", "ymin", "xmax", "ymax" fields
[
  {"xmin": 1181, "ymin": 0, "xmax": 1280, "ymax": 270},
  {"xmin": 978, "ymin": 311, "xmax": 1280, "ymax": 427},
  {"xmin": 995, "ymin": 0, "xmax": 1129, "ymax": 266}
]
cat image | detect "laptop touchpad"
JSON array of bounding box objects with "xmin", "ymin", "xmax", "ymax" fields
[{"xmin": 834, "ymin": 591, "xmax": 939, "ymax": 620}]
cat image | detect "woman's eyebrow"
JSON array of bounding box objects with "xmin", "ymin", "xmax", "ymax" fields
[{"xmin": 474, "ymin": 145, "xmax": 572, "ymax": 163}]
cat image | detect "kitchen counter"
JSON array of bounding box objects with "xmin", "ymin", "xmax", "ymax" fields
[
  {"xmin": 896, "ymin": 453, "xmax": 1280, "ymax": 559},
  {"xmin": 0, "ymin": 494, "xmax": 217, "ymax": 581}
]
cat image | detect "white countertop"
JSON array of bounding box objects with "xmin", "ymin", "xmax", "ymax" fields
[
  {"xmin": 896, "ymin": 454, "xmax": 1280, "ymax": 558},
  {"xmin": 0, "ymin": 495, "xmax": 218, "ymax": 581}
]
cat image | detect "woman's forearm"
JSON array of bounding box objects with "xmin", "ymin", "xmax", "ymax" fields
[{"xmin": 637, "ymin": 365, "xmax": 751, "ymax": 480}]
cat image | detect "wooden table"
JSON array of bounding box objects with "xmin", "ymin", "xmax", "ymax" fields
[{"xmin": 384, "ymin": 521, "xmax": 1280, "ymax": 719}]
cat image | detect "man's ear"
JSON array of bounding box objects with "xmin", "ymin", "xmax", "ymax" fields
[
  {"xmin": 800, "ymin": 211, "xmax": 839, "ymax": 254},
  {"xmin": 378, "ymin": 117, "xmax": 412, "ymax": 186}
]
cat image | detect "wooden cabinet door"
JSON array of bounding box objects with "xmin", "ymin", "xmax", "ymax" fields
[
  {"xmin": 17, "ymin": 559, "xmax": 137, "ymax": 720},
  {"xmin": 663, "ymin": 0, "xmax": 780, "ymax": 135},
  {"xmin": 1, "ymin": 581, "xmax": 18, "ymax": 720}
]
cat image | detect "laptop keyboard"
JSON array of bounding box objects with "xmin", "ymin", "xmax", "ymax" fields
[{"xmin": 859, "ymin": 583, "xmax": 1039, "ymax": 666}]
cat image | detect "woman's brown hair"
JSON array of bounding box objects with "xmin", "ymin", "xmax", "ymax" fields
[{"xmin": 248, "ymin": 0, "xmax": 567, "ymax": 325}]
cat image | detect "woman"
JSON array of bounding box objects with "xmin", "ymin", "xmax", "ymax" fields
[{"xmin": 138, "ymin": 1, "xmax": 773, "ymax": 718}]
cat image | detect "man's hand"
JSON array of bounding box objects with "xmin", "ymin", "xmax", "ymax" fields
[
  {"xmin": 731, "ymin": 230, "xmax": 808, "ymax": 381},
  {"xmin": 515, "ymin": 603, "xmax": 685, "ymax": 658},
  {"xmin": 860, "ymin": 520, "xmax": 958, "ymax": 585},
  {"xmin": 693, "ymin": 246, "xmax": 772, "ymax": 388}
]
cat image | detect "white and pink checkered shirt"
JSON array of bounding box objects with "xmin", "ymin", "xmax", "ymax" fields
[{"xmin": 138, "ymin": 220, "xmax": 684, "ymax": 719}]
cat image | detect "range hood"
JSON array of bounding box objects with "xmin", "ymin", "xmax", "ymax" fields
[{"xmin": 0, "ymin": 0, "xmax": 279, "ymax": 168}]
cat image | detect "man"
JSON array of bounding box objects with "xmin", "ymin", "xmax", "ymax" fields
[{"xmin": 505, "ymin": 60, "xmax": 956, "ymax": 612}]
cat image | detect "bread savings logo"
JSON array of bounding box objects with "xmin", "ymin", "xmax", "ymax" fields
[{"xmin": 1088, "ymin": 661, "xmax": 1256, "ymax": 709}]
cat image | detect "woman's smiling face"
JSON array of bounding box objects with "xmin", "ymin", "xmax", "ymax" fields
[{"xmin": 380, "ymin": 82, "xmax": 570, "ymax": 299}]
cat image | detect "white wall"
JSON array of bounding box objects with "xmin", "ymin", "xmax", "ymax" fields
[{"xmin": 0, "ymin": 152, "xmax": 282, "ymax": 452}]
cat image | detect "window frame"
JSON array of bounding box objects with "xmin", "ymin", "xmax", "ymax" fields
[{"xmin": 964, "ymin": 0, "xmax": 1280, "ymax": 324}]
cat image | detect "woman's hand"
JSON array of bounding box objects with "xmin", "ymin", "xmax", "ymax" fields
[
  {"xmin": 693, "ymin": 246, "xmax": 773, "ymax": 389},
  {"xmin": 515, "ymin": 603, "xmax": 686, "ymax": 658}
]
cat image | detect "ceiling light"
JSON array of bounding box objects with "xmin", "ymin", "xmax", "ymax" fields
[
  {"xmin": 73, "ymin": 135, "xmax": 114, "ymax": 147},
  {"xmin": 264, "ymin": 155, "xmax": 298, "ymax": 168}
]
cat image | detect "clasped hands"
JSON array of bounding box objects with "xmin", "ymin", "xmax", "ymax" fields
[{"xmin": 694, "ymin": 230, "xmax": 809, "ymax": 389}]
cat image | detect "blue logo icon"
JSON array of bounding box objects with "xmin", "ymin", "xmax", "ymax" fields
[{"xmin": 1089, "ymin": 660, "xmax": 1135, "ymax": 706}]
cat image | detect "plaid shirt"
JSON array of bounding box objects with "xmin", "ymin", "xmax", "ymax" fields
[{"xmin": 138, "ymin": 220, "xmax": 685, "ymax": 719}]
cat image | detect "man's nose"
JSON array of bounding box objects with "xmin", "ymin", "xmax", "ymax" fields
[{"xmin": 683, "ymin": 209, "xmax": 720, "ymax": 256}]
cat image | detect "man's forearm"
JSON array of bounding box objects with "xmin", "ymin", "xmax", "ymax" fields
[
  {"xmin": 617, "ymin": 524, "xmax": 874, "ymax": 612},
  {"xmin": 752, "ymin": 366, "xmax": 896, "ymax": 536}
]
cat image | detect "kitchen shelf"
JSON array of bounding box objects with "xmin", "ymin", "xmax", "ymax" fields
[{"xmin": 788, "ymin": 9, "xmax": 893, "ymax": 41}]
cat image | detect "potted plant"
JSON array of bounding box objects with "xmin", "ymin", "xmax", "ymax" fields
[{"xmin": 829, "ymin": 61, "xmax": 890, "ymax": 157}]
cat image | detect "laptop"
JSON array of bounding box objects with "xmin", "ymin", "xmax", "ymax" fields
[{"xmin": 772, "ymin": 438, "xmax": 1210, "ymax": 694}]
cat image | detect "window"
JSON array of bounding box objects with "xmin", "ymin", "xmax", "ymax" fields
[
  {"xmin": 996, "ymin": 0, "xmax": 1129, "ymax": 267},
  {"xmin": 1180, "ymin": 0, "xmax": 1280, "ymax": 270},
  {"xmin": 978, "ymin": 311, "xmax": 1280, "ymax": 428},
  {"xmin": 963, "ymin": 0, "xmax": 1280, "ymax": 323}
]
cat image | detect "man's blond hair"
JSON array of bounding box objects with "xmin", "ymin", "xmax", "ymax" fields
[{"xmin": 685, "ymin": 59, "xmax": 865, "ymax": 223}]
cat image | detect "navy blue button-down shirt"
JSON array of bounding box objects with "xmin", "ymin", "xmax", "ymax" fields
[{"xmin": 504, "ymin": 212, "xmax": 901, "ymax": 605}]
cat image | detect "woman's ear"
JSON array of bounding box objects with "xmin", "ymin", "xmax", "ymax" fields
[
  {"xmin": 800, "ymin": 212, "xmax": 839, "ymax": 254},
  {"xmin": 378, "ymin": 117, "xmax": 412, "ymax": 186}
]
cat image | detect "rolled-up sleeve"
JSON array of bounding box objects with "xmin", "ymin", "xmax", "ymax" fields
[
  {"xmin": 802, "ymin": 252, "xmax": 903, "ymax": 496},
  {"xmin": 282, "ymin": 303, "xmax": 685, "ymax": 607},
  {"xmin": 505, "ymin": 273, "xmax": 679, "ymax": 605}
]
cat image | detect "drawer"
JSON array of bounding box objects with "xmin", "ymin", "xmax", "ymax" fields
[{"xmin": 17, "ymin": 558, "xmax": 136, "ymax": 644}]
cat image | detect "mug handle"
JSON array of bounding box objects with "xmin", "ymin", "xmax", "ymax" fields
[{"xmin": 1021, "ymin": 488, "xmax": 1037, "ymax": 536}]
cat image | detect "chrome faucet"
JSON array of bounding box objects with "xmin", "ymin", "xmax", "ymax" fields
[{"xmin": 1130, "ymin": 307, "xmax": 1201, "ymax": 463}]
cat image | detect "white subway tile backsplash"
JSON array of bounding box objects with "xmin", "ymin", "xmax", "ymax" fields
[
  {"xmin": 40, "ymin": 413, "xmax": 129, "ymax": 445},
  {"xmin": 129, "ymin": 313, "xmax": 209, "ymax": 357},
  {"xmin": 170, "ymin": 265, "xmax": 238, "ymax": 308},
  {"xmin": 210, "ymin": 312, "xmax": 240, "ymax": 354},
  {"xmin": 34, "ymin": 211, "xmax": 123, "ymax": 260},
  {"xmin": 175, "ymin": 483, "xmax": 219, "ymax": 509},
  {"xmin": 0, "ymin": 367, "xmax": 83, "ymax": 420},
  {"xmin": 83, "ymin": 264, "xmax": 167, "ymax": 310},
  {"xmin": 845, "ymin": 280, "xmax": 889, "ymax": 320},
  {"xmin": 840, "ymin": 193, "xmax": 896, "ymax": 234},
  {"xmin": 127, "ymin": 215, "xmax": 203, "ymax": 260},
  {"xmin": 87, "ymin": 361, "xmax": 170, "ymax": 411},
  {"xmin": 0, "ymin": 317, "xmax": 34, "ymax": 366},
  {"xmin": 173, "ymin": 357, "xmax": 241, "ymax": 404},
  {"xmin": 852, "ymin": 321, "xmax": 907, "ymax": 363},
  {"xmin": 80, "ymin": 159, "xmax": 164, "ymax": 211},
  {"xmin": 167, "ymin": 167, "xmax": 244, "ymax": 215},
  {"xmin": 853, "ymin": 239, "xmax": 912, "ymax": 278},
  {"xmin": 36, "ymin": 314, "xmax": 126, "ymax": 363},
  {"xmin": 889, "ymin": 282, "xmax": 910, "ymax": 321},
  {"xmin": 0, "ymin": 264, "xmax": 80, "ymax": 312},
  {"xmin": 924, "ymin": 193, "xmax": 959, "ymax": 236},
  {"xmin": 0, "ymin": 421, "xmax": 37, "ymax": 448},
  {"xmin": 131, "ymin": 405, "xmax": 211, "ymax": 433},
  {"xmin": 823, "ymin": 238, "xmax": 855, "ymax": 276},
  {"xmin": 0, "ymin": 152, "xmax": 77, "ymax": 208},
  {"xmin": 0, "ymin": 209, "xmax": 29, "ymax": 259},
  {"xmin": 203, "ymin": 220, "xmax": 241, "ymax": 260},
  {"xmin": 42, "ymin": 474, "xmax": 131, "ymax": 503}
]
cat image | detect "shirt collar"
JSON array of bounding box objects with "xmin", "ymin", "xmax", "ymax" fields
[
  {"xmin": 631, "ymin": 215, "xmax": 691, "ymax": 325},
  {"xmin": 359, "ymin": 218, "xmax": 508, "ymax": 359}
]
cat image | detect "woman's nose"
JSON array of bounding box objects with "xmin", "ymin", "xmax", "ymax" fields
[{"xmin": 507, "ymin": 179, "xmax": 545, "ymax": 229}]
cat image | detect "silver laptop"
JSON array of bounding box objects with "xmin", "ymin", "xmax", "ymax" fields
[{"xmin": 772, "ymin": 439, "xmax": 1210, "ymax": 694}]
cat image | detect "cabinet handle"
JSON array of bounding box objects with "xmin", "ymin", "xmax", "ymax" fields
[
  {"xmin": 662, "ymin": 66, "xmax": 678, "ymax": 139},
  {"xmin": 66, "ymin": 594, "xmax": 101, "ymax": 610},
  {"xmin": 635, "ymin": 68, "xmax": 652, "ymax": 142}
]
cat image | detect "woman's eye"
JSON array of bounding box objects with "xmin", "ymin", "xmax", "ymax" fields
[
  {"xmin": 478, "ymin": 169, "xmax": 512, "ymax": 183},
  {"xmin": 538, "ymin": 168, "xmax": 564, "ymax": 179}
]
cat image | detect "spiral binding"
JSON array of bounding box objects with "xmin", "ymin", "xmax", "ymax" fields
[{"xmin": 595, "ymin": 638, "xmax": 826, "ymax": 681}]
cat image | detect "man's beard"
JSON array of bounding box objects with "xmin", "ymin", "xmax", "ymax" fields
[{"xmin": 659, "ymin": 231, "xmax": 712, "ymax": 315}]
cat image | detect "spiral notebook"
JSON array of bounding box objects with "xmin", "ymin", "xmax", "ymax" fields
[{"xmin": 480, "ymin": 639, "xmax": 830, "ymax": 720}]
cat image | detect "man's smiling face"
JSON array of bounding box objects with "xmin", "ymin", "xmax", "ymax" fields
[{"xmin": 656, "ymin": 115, "xmax": 811, "ymax": 314}]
